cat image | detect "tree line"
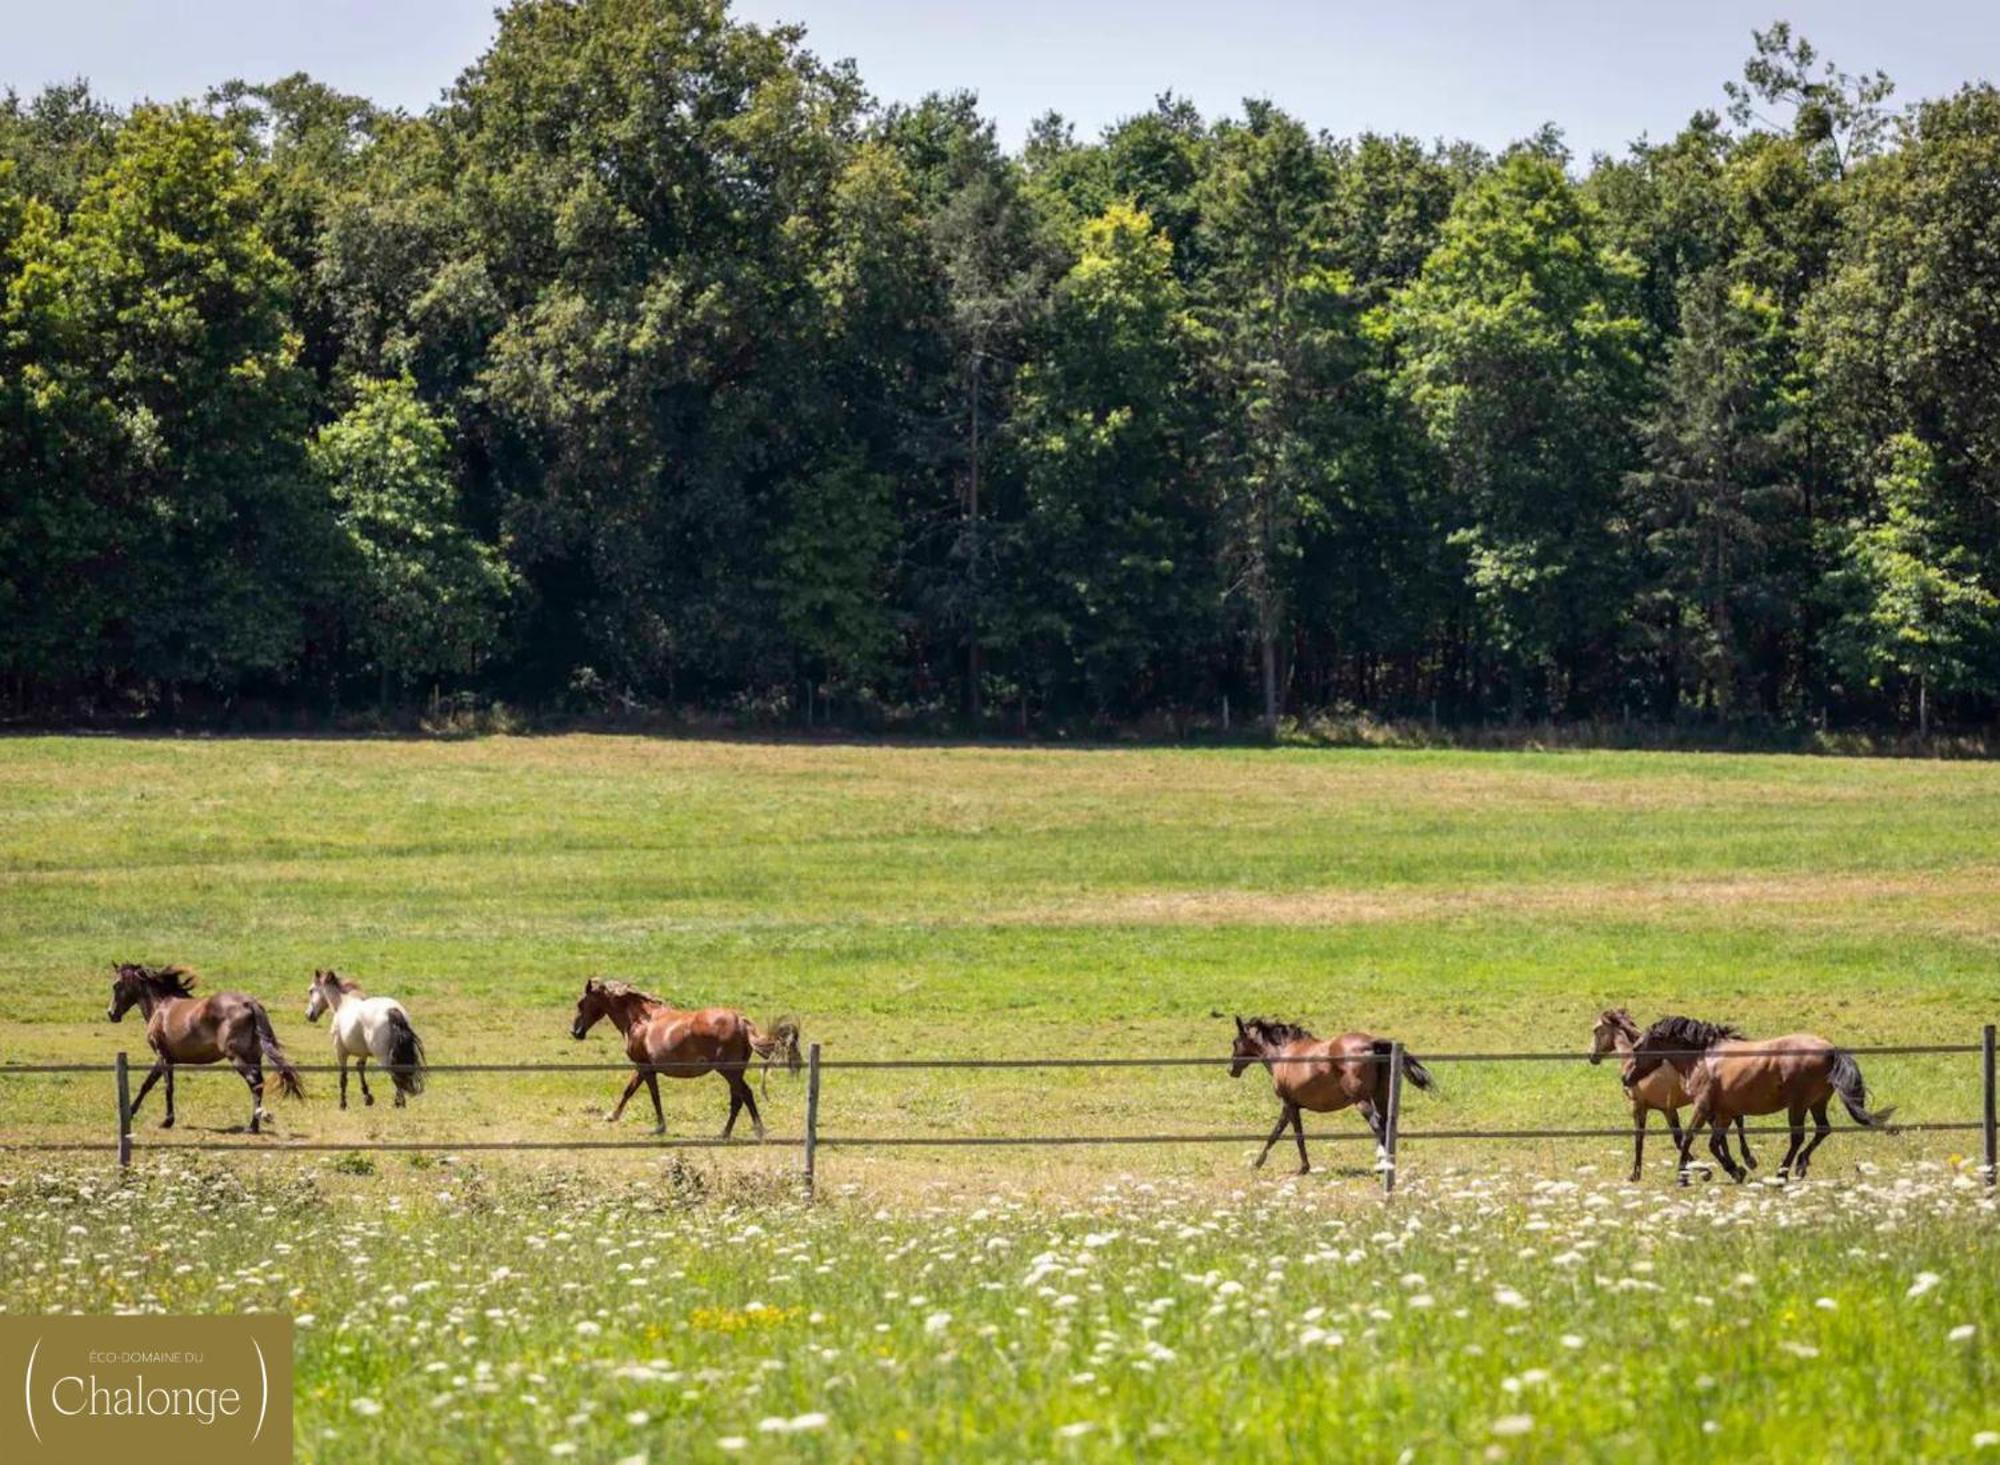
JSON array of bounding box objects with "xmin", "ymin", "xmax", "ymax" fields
[{"xmin": 3, "ymin": 6, "xmax": 1996, "ymax": 736}]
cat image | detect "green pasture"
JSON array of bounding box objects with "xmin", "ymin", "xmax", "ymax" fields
[{"xmin": 0, "ymin": 735, "xmax": 1995, "ymax": 1173}]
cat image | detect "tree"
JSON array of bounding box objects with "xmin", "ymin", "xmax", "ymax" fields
[
  {"xmin": 1, "ymin": 106, "xmax": 316, "ymax": 702},
  {"xmin": 1197, "ymin": 102, "xmax": 1358, "ymax": 732},
  {"xmin": 312, "ymin": 376, "xmax": 514, "ymax": 699},
  {"xmin": 1822, "ymin": 435, "xmax": 1995, "ymax": 736},
  {"xmin": 1390, "ymin": 148, "xmax": 1647, "ymax": 717},
  {"xmin": 1011, "ymin": 203, "xmax": 1208, "ymax": 712},
  {"xmin": 1628, "ymin": 269, "xmax": 1794, "ymax": 717}
]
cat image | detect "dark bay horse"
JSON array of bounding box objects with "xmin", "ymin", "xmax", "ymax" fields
[
  {"xmin": 106, "ymin": 964, "xmax": 305, "ymax": 1133},
  {"xmin": 569, "ymin": 978, "xmax": 800, "ymax": 1138},
  {"xmin": 1590, "ymin": 1008, "xmax": 1755, "ymax": 1182},
  {"xmin": 1627, "ymin": 1016, "xmax": 1897, "ymax": 1183},
  {"xmin": 1228, "ymin": 1015, "xmax": 1434, "ymax": 1175}
]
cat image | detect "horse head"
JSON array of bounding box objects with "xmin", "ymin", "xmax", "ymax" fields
[
  {"xmin": 1588, "ymin": 1007, "xmax": 1638, "ymax": 1066},
  {"xmin": 571, "ymin": 977, "xmax": 611, "ymax": 1041}
]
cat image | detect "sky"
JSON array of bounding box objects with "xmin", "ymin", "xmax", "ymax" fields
[{"xmin": 7, "ymin": 1, "xmax": 1998, "ymax": 159}]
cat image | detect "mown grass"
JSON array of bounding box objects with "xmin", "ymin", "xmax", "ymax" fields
[
  {"xmin": 0, "ymin": 735, "xmax": 1993, "ymax": 1166},
  {"xmin": 2, "ymin": 1159, "xmax": 1995, "ymax": 1462}
]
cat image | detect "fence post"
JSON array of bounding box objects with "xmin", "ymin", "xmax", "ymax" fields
[
  {"xmin": 1381, "ymin": 1042, "xmax": 1405, "ymax": 1196},
  {"xmin": 1982, "ymin": 1023, "xmax": 1996, "ymax": 1189},
  {"xmin": 115, "ymin": 1051, "xmax": 132, "ymax": 1170},
  {"xmin": 802, "ymin": 1042, "xmax": 822, "ymax": 1202}
]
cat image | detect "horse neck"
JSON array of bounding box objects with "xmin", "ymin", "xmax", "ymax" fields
[
  {"xmin": 605, "ymin": 991, "xmax": 661, "ymax": 1036},
  {"xmin": 318, "ymin": 985, "xmax": 347, "ymax": 1013}
]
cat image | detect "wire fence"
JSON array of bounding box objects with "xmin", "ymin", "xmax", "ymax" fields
[{"xmin": 0, "ymin": 1028, "xmax": 1993, "ymax": 1197}]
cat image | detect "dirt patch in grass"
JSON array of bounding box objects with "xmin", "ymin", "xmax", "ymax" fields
[{"xmin": 993, "ymin": 865, "xmax": 2000, "ymax": 935}]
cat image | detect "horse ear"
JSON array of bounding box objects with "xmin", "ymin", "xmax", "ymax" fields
[
  {"xmin": 585, "ymin": 977, "xmax": 602, "ymax": 993},
  {"xmin": 1234, "ymin": 1015, "xmax": 1246, "ymax": 1034}
]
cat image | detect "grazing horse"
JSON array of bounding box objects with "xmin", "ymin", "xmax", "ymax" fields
[
  {"xmin": 1626, "ymin": 1016, "xmax": 1897, "ymax": 1183},
  {"xmin": 1228, "ymin": 1015, "xmax": 1434, "ymax": 1175},
  {"xmin": 1590, "ymin": 1008, "xmax": 1755, "ymax": 1182},
  {"xmin": 105, "ymin": 963, "xmax": 305, "ymax": 1133},
  {"xmin": 569, "ymin": 978, "xmax": 801, "ymax": 1138},
  {"xmin": 305, "ymin": 969, "xmax": 427, "ymax": 1109}
]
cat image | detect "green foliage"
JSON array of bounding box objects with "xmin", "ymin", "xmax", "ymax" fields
[
  {"xmin": 311, "ymin": 375, "xmax": 514, "ymax": 689},
  {"xmin": 2, "ymin": 10, "xmax": 2000, "ymax": 734},
  {"xmin": 1822, "ymin": 435, "xmax": 1996, "ymax": 732},
  {"xmin": 1390, "ymin": 149, "xmax": 1647, "ymax": 710}
]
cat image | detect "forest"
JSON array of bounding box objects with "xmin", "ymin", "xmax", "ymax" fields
[{"xmin": 2, "ymin": 2, "xmax": 1996, "ymax": 736}]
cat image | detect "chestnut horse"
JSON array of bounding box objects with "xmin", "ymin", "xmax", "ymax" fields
[
  {"xmin": 569, "ymin": 978, "xmax": 801, "ymax": 1138},
  {"xmin": 1626, "ymin": 1016, "xmax": 1897, "ymax": 1183},
  {"xmin": 1590, "ymin": 1008, "xmax": 1755, "ymax": 1182},
  {"xmin": 1228, "ymin": 1015, "xmax": 1434, "ymax": 1175},
  {"xmin": 105, "ymin": 963, "xmax": 305, "ymax": 1133}
]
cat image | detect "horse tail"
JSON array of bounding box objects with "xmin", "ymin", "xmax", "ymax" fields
[
  {"xmin": 1828, "ymin": 1048, "xmax": 1895, "ymax": 1129},
  {"xmin": 1373, "ymin": 1039, "xmax": 1434, "ymax": 1093},
  {"xmin": 747, "ymin": 1015, "xmax": 802, "ymax": 1095},
  {"xmin": 254, "ymin": 1004, "xmax": 307, "ymax": 1101},
  {"xmin": 386, "ymin": 1009, "xmax": 427, "ymax": 1099}
]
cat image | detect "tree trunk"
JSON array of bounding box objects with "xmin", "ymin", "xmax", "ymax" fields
[{"xmin": 1918, "ymin": 674, "xmax": 1929, "ymax": 742}]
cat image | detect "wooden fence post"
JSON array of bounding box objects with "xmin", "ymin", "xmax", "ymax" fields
[
  {"xmin": 802, "ymin": 1042, "xmax": 822, "ymax": 1201},
  {"xmin": 115, "ymin": 1051, "xmax": 132, "ymax": 1170},
  {"xmin": 1982, "ymin": 1023, "xmax": 1996, "ymax": 1189},
  {"xmin": 1381, "ymin": 1042, "xmax": 1405, "ymax": 1196}
]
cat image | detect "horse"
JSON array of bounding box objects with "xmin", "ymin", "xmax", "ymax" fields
[
  {"xmin": 304, "ymin": 969, "xmax": 427, "ymax": 1109},
  {"xmin": 1590, "ymin": 1008, "xmax": 1756, "ymax": 1182},
  {"xmin": 1626, "ymin": 1016, "xmax": 1898, "ymax": 1183},
  {"xmin": 1227, "ymin": 1015, "xmax": 1434, "ymax": 1175},
  {"xmin": 105, "ymin": 963, "xmax": 305, "ymax": 1133},
  {"xmin": 569, "ymin": 978, "xmax": 801, "ymax": 1138}
]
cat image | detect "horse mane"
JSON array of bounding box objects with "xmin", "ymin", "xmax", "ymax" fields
[
  {"xmin": 1636, "ymin": 1015, "xmax": 1743, "ymax": 1052},
  {"xmin": 1599, "ymin": 1007, "xmax": 1642, "ymax": 1040},
  {"xmin": 1245, "ymin": 1016, "xmax": 1315, "ymax": 1045},
  {"xmin": 596, "ymin": 979, "xmax": 665, "ymax": 1007},
  {"xmin": 121, "ymin": 963, "xmax": 197, "ymax": 998}
]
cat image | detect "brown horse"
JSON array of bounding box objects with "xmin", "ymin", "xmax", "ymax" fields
[
  {"xmin": 105, "ymin": 964, "xmax": 305, "ymax": 1133},
  {"xmin": 1228, "ymin": 1015, "xmax": 1434, "ymax": 1175},
  {"xmin": 1590, "ymin": 1008, "xmax": 1755, "ymax": 1182},
  {"xmin": 569, "ymin": 978, "xmax": 801, "ymax": 1138},
  {"xmin": 1627, "ymin": 1016, "xmax": 1897, "ymax": 1183}
]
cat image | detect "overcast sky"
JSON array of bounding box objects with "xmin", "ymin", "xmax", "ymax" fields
[{"xmin": 8, "ymin": 1, "xmax": 1998, "ymax": 158}]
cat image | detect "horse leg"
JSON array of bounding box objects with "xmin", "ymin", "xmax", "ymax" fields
[
  {"xmin": 739, "ymin": 1077, "xmax": 766, "ymax": 1140},
  {"xmin": 1629, "ymin": 1104, "xmax": 1648, "ymax": 1183},
  {"xmin": 1674, "ymin": 1103, "xmax": 1705, "ymax": 1186},
  {"xmin": 1777, "ymin": 1104, "xmax": 1807, "ymax": 1179},
  {"xmin": 1663, "ymin": 1109, "xmax": 1712, "ymax": 1179},
  {"xmin": 355, "ymin": 1055, "xmax": 374, "ymax": 1107},
  {"xmin": 1253, "ymin": 1106, "xmax": 1291, "ymax": 1170},
  {"xmin": 1735, "ymin": 1115, "xmax": 1757, "ymax": 1171},
  {"xmin": 1795, "ymin": 1101, "xmax": 1834, "ymax": 1177},
  {"xmin": 640, "ymin": 1072, "xmax": 664, "ymax": 1135},
  {"xmin": 606, "ymin": 1070, "xmax": 645, "ymax": 1123},
  {"xmin": 1290, "ymin": 1105, "xmax": 1309, "ymax": 1175},
  {"xmin": 163, "ymin": 1064, "xmax": 175, "ymax": 1129},
  {"xmin": 236, "ymin": 1061, "xmax": 266, "ymax": 1133},
  {"xmin": 130, "ymin": 1058, "xmax": 165, "ymax": 1123},
  {"xmin": 1707, "ymin": 1116, "xmax": 1743, "ymax": 1182},
  {"xmin": 338, "ymin": 1051, "xmax": 349, "ymax": 1110}
]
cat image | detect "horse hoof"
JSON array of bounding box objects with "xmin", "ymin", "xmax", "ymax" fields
[
  {"xmin": 363, "ymin": 1094, "xmax": 375, "ymax": 1107},
  {"xmin": 1295, "ymin": 1165, "xmax": 1310, "ymax": 1176},
  {"xmin": 603, "ymin": 1112, "xmax": 618, "ymax": 1123},
  {"xmin": 1627, "ymin": 1171, "xmax": 1642, "ymax": 1184},
  {"xmin": 651, "ymin": 1126, "xmax": 666, "ymax": 1137},
  {"xmin": 158, "ymin": 1116, "xmax": 174, "ymax": 1130}
]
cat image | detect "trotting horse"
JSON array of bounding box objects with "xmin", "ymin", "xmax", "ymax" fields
[
  {"xmin": 1590, "ymin": 1008, "xmax": 1755, "ymax": 1182},
  {"xmin": 105, "ymin": 963, "xmax": 305, "ymax": 1133},
  {"xmin": 1626, "ymin": 1016, "xmax": 1898, "ymax": 1183},
  {"xmin": 305, "ymin": 969, "xmax": 427, "ymax": 1109},
  {"xmin": 569, "ymin": 978, "xmax": 801, "ymax": 1137},
  {"xmin": 1228, "ymin": 1015, "xmax": 1434, "ymax": 1175}
]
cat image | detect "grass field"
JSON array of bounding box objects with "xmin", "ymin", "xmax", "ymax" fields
[{"xmin": 2, "ymin": 735, "xmax": 1997, "ymax": 1459}]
